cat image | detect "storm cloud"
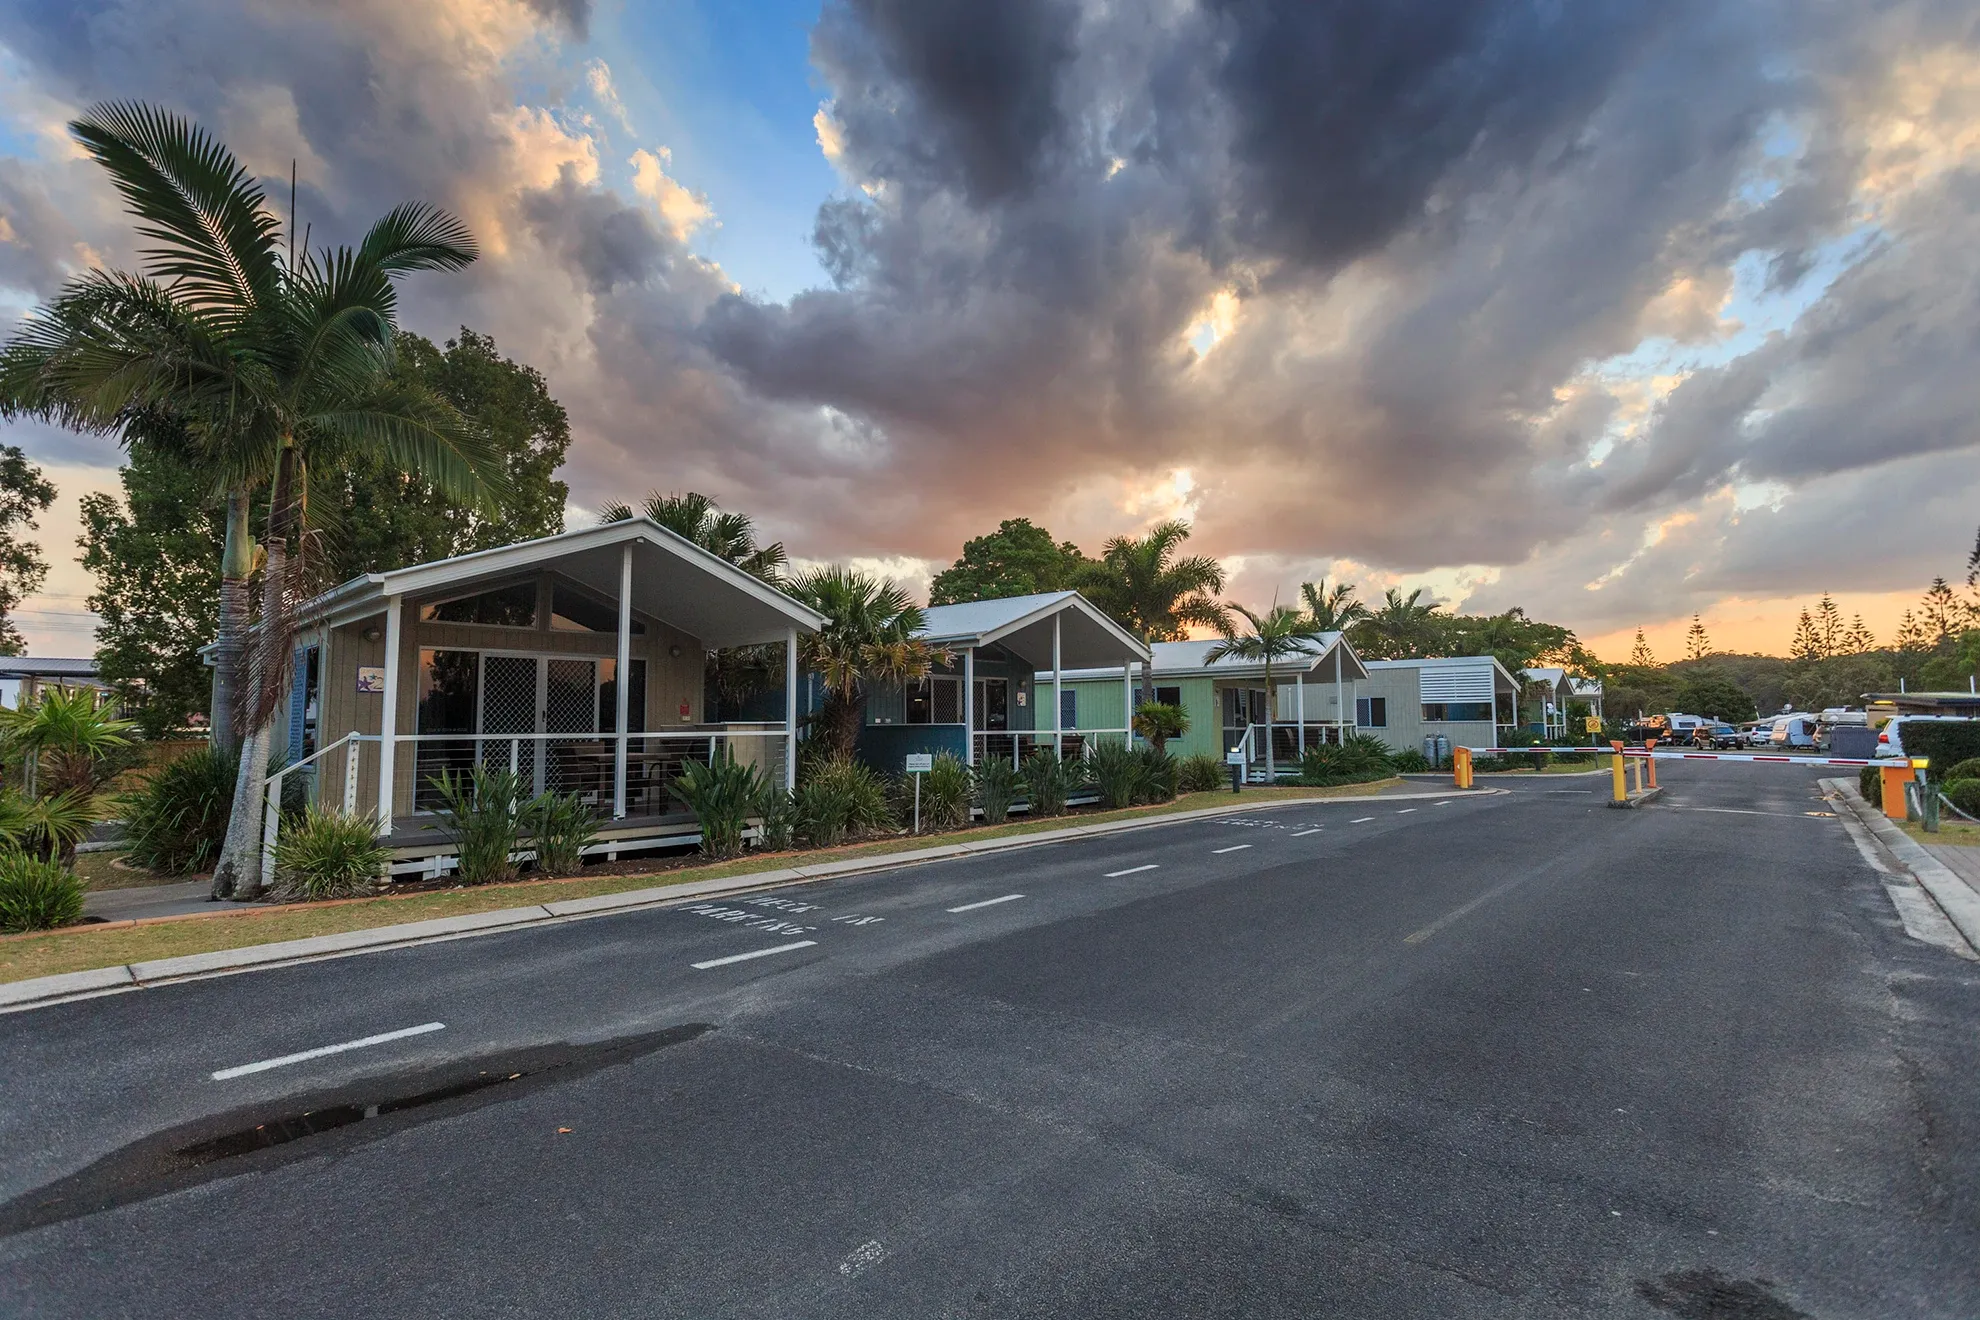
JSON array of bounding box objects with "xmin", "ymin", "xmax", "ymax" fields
[{"xmin": 1, "ymin": 0, "xmax": 1977, "ymax": 644}]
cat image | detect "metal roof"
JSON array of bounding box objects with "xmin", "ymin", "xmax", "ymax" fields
[
  {"xmin": 1044, "ymin": 632, "xmax": 1367, "ymax": 683},
  {"xmin": 917, "ymin": 591, "xmax": 1148, "ymax": 670},
  {"xmin": 1365, "ymin": 654, "xmax": 1523, "ymax": 693},
  {"xmin": 0, "ymin": 656, "xmax": 99, "ymax": 678},
  {"xmin": 297, "ymin": 518, "xmax": 828, "ymax": 649}
]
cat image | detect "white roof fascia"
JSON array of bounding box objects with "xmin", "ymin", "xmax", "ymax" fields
[{"xmin": 975, "ymin": 593, "xmax": 1149, "ymax": 661}]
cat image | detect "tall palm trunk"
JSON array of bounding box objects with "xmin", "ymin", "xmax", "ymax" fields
[
  {"xmin": 213, "ymin": 442, "xmax": 298, "ymax": 899},
  {"xmin": 211, "ymin": 488, "xmax": 252, "ymax": 754}
]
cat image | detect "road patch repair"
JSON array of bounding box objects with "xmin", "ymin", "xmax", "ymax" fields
[{"xmin": 0, "ymin": 787, "xmax": 1503, "ymax": 1014}]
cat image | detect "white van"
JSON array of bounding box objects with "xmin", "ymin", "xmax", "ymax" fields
[
  {"xmin": 1769, "ymin": 715, "xmax": 1817, "ymax": 749},
  {"xmin": 1875, "ymin": 715, "xmax": 1976, "ymax": 760}
]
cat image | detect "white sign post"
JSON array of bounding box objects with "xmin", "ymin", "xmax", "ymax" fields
[
  {"xmin": 1226, "ymin": 748, "xmax": 1246, "ymax": 793},
  {"xmin": 905, "ymin": 752, "xmax": 933, "ymax": 833}
]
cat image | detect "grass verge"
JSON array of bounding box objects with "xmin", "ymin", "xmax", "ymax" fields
[{"xmin": 3, "ymin": 781, "xmax": 1402, "ymax": 987}]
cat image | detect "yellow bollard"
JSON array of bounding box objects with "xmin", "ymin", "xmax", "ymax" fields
[
  {"xmin": 1452, "ymin": 745, "xmax": 1473, "ymax": 789},
  {"xmin": 1610, "ymin": 748, "xmax": 1627, "ymax": 802},
  {"xmin": 1880, "ymin": 762, "xmax": 1914, "ymax": 821}
]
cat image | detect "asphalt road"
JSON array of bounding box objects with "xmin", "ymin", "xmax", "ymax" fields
[{"xmin": 3, "ymin": 762, "xmax": 1976, "ymax": 1318}]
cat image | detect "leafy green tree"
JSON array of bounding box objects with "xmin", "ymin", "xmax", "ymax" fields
[
  {"xmin": 1629, "ymin": 628, "xmax": 1657, "ymax": 668},
  {"xmin": 1671, "ymin": 671, "xmax": 1757, "ymax": 723},
  {"xmin": 930, "ymin": 518, "xmax": 1090, "ymax": 605},
  {"xmin": 1438, "ymin": 607, "xmax": 1575, "ymax": 681},
  {"xmin": 1203, "ymin": 603, "xmax": 1323, "ymax": 780},
  {"xmin": 0, "ymin": 446, "xmax": 55, "ymax": 656},
  {"xmin": 1843, "ymin": 615, "xmax": 1876, "ymax": 655},
  {"xmin": 1075, "ymin": 520, "xmax": 1228, "ymax": 706},
  {"xmin": 598, "ymin": 490, "xmax": 786, "ymax": 582},
  {"xmin": 1297, "ymin": 578, "xmax": 1369, "ymax": 632},
  {"xmin": 787, "ymin": 567, "xmax": 943, "ymax": 762},
  {"xmin": 1813, "ymin": 594, "xmax": 1844, "ymax": 656},
  {"xmin": 1781, "ymin": 654, "xmax": 1896, "ymax": 712},
  {"xmin": 78, "ymin": 446, "xmax": 222, "ymax": 737},
  {"xmin": 1684, "ymin": 615, "xmax": 1710, "ymax": 662},
  {"xmin": 1920, "ymin": 577, "xmax": 1969, "ymax": 645}
]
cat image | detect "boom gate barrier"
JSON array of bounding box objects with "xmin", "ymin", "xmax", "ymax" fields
[{"xmin": 1451, "ymin": 744, "xmax": 1929, "ymax": 816}]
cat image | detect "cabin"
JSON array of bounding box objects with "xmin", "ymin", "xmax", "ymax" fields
[
  {"xmin": 858, "ymin": 591, "xmax": 1149, "ymax": 772},
  {"xmin": 272, "ymin": 519, "xmax": 825, "ymax": 875},
  {"xmin": 1357, "ymin": 656, "xmax": 1524, "ymax": 757},
  {"xmin": 1044, "ymin": 633, "xmax": 1369, "ymax": 774}
]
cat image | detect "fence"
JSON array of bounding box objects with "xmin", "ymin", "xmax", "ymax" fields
[{"xmin": 969, "ymin": 727, "xmax": 1132, "ymax": 767}]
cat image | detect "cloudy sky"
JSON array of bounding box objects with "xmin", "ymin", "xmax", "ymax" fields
[{"xmin": 2, "ymin": 0, "xmax": 1977, "ymax": 662}]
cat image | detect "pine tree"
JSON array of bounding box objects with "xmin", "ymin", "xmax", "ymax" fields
[
  {"xmin": 1789, "ymin": 609, "xmax": 1822, "ymax": 660},
  {"xmin": 1843, "ymin": 614, "xmax": 1875, "ymax": 654},
  {"xmin": 1684, "ymin": 615, "xmax": 1710, "ymax": 661},
  {"xmin": 1813, "ymin": 593, "xmax": 1843, "ymax": 657},
  {"xmin": 1894, "ymin": 609, "xmax": 1929, "ymax": 653},
  {"xmin": 1629, "ymin": 628, "xmax": 1656, "ymax": 667},
  {"xmin": 1921, "ymin": 577, "xmax": 1962, "ymax": 644}
]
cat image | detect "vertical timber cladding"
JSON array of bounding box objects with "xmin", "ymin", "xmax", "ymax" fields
[{"xmin": 322, "ymin": 571, "xmax": 706, "ymax": 819}]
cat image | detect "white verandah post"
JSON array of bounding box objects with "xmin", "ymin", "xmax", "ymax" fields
[
  {"xmin": 784, "ymin": 627, "xmax": 798, "ymax": 792},
  {"xmin": 1123, "ymin": 663, "xmax": 1134, "ymax": 750},
  {"xmin": 613, "ymin": 543, "xmax": 632, "ymax": 818},
  {"xmin": 1052, "ymin": 614, "xmax": 1063, "ymax": 761},
  {"xmin": 963, "ymin": 646, "xmax": 975, "ymax": 767},
  {"xmin": 1296, "ymin": 670, "xmax": 1305, "ymax": 755},
  {"xmin": 1334, "ymin": 647, "xmax": 1344, "ymax": 746},
  {"xmin": 377, "ymin": 594, "xmax": 402, "ymax": 837}
]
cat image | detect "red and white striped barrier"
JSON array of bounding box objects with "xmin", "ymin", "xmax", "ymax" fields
[{"xmin": 1463, "ymin": 746, "xmax": 1914, "ymax": 768}]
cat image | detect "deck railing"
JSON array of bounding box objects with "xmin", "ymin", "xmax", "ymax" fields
[{"xmin": 968, "ymin": 727, "xmax": 1131, "ymax": 767}]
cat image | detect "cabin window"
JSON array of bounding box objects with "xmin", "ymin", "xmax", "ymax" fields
[
  {"xmin": 1059, "ymin": 689, "xmax": 1077, "ymax": 727},
  {"xmin": 551, "ymin": 582, "xmax": 646, "ymax": 634},
  {"xmin": 1154, "ymin": 686, "xmax": 1182, "ymax": 707},
  {"xmin": 1356, "ymin": 697, "xmax": 1388, "ymax": 728},
  {"xmin": 420, "ymin": 581, "xmax": 537, "ymax": 628},
  {"xmin": 598, "ymin": 658, "xmax": 648, "ymax": 733},
  {"xmin": 1421, "ymin": 701, "xmax": 1494, "ymax": 722},
  {"xmin": 904, "ymin": 676, "xmax": 962, "ymax": 724}
]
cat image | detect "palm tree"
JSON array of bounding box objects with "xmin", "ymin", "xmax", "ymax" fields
[
  {"xmin": 1352, "ymin": 587, "xmax": 1445, "ymax": 660},
  {"xmin": 1203, "ymin": 603, "xmax": 1323, "ymax": 781},
  {"xmin": 1077, "ymin": 520, "xmax": 1229, "ymax": 708},
  {"xmin": 1, "ymin": 103, "xmax": 500, "ymax": 898},
  {"xmin": 785, "ymin": 567, "xmax": 944, "ymax": 762},
  {"xmin": 1298, "ymin": 578, "xmax": 1370, "ymax": 633},
  {"xmin": 599, "ymin": 491, "xmax": 787, "ymax": 583}
]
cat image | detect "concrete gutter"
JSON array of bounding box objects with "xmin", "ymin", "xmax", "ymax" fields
[
  {"xmin": 1, "ymin": 785, "xmax": 1501, "ymax": 1014},
  {"xmin": 1605, "ymin": 786, "xmax": 1664, "ymax": 809},
  {"xmin": 1825, "ymin": 777, "xmax": 1980, "ymax": 955}
]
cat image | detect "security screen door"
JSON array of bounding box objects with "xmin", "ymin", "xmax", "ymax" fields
[{"xmin": 470, "ymin": 654, "xmax": 600, "ymax": 798}]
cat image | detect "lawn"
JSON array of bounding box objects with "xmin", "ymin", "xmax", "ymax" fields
[
  {"xmin": 1900, "ymin": 817, "xmax": 1980, "ymax": 848},
  {"xmin": 5, "ymin": 780, "xmax": 1404, "ymax": 987}
]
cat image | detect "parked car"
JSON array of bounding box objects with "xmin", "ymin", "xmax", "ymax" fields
[
  {"xmin": 1874, "ymin": 714, "xmax": 1977, "ymax": 760},
  {"xmin": 1737, "ymin": 721, "xmax": 1774, "ymax": 747},
  {"xmin": 1694, "ymin": 723, "xmax": 1741, "ymax": 749}
]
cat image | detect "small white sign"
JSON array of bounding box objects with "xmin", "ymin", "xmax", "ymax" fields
[
  {"xmin": 1225, "ymin": 751, "xmax": 1247, "ymax": 766},
  {"xmin": 905, "ymin": 753, "xmax": 934, "ymax": 773}
]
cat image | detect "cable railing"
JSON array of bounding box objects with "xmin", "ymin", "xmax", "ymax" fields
[{"xmin": 969, "ymin": 727, "xmax": 1131, "ymax": 767}]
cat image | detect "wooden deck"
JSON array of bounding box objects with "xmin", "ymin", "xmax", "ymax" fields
[{"xmin": 382, "ymin": 809, "xmax": 705, "ymax": 876}]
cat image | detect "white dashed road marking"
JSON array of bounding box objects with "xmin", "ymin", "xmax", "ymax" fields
[
  {"xmin": 211, "ymin": 1021, "xmax": 446, "ymax": 1081},
  {"xmin": 1350, "ymin": 817, "xmax": 1375, "ymax": 824},
  {"xmin": 1106, "ymin": 864, "xmax": 1159, "ymax": 877},
  {"xmin": 1290, "ymin": 829, "xmax": 1323, "ymax": 838},
  {"xmin": 947, "ymin": 894, "xmax": 1027, "ymax": 913},
  {"xmin": 1396, "ymin": 808, "xmax": 1417, "ymax": 814},
  {"xmin": 691, "ymin": 941, "xmax": 818, "ymax": 970},
  {"xmin": 1211, "ymin": 844, "xmax": 1252, "ymax": 854}
]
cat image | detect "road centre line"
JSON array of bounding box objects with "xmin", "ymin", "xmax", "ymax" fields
[
  {"xmin": 1403, "ymin": 875, "xmax": 1530, "ymax": 946},
  {"xmin": 211, "ymin": 1021, "xmax": 446, "ymax": 1081},
  {"xmin": 691, "ymin": 941, "xmax": 818, "ymax": 970},
  {"xmin": 1291, "ymin": 829, "xmax": 1323, "ymax": 838},
  {"xmin": 1396, "ymin": 808, "xmax": 1417, "ymax": 814},
  {"xmin": 1106, "ymin": 864, "xmax": 1159, "ymax": 877},
  {"xmin": 947, "ymin": 894, "xmax": 1027, "ymax": 913},
  {"xmin": 1211, "ymin": 844, "xmax": 1252, "ymax": 854},
  {"xmin": 1350, "ymin": 817, "xmax": 1376, "ymax": 824}
]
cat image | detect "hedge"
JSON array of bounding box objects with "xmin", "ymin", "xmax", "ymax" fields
[{"xmin": 1904, "ymin": 722, "xmax": 1980, "ymax": 782}]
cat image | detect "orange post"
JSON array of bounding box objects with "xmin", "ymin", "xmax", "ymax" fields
[
  {"xmin": 1643, "ymin": 738, "xmax": 1659, "ymax": 789},
  {"xmin": 1880, "ymin": 762, "xmax": 1914, "ymax": 821},
  {"xmin": 1453, "ymin": 745, "xmax": 1473, "ymax": 789}
]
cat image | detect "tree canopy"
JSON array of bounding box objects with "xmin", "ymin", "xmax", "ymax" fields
[
  {"xmin": 0, "ymin": 446, "xmax": 55, "ymax": 656},
  {"xmin": 928, "ymin": 518, "xmax": 1090, "ymax": 605}
]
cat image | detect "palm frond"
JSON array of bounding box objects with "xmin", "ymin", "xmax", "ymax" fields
[
  {"xmin": 356, "ymin": 202, "xmax": 478, "ymax": 276},
  {"xmin": 306, "ymin": 382, "xmax": 507, "ymax": 509},
  {"xmin": 69, "ymin": 101, "xmax": 283, "ymax": 315}
]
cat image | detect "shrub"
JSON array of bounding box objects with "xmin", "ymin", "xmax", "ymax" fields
[
  {"xmin": 1943, "ymin": 778, "xmax": 1980, "ymax": 820},
  {"xmin": 1940, "ymin": 757, "xmax": 1980, "ymax": 784},
  {"xmin": 272, "ymin": 808, "xmax": 387, "ymax": 901},
  {"xmin": 0, "ymin": 851, "xmax": 86, "ymax": 932},
  {"xmin": 1131, "ymin": 702, "xmax": 1188, "ymax": 753},
  {"xmin": 1134, "ymin": 746, "xmax": 1179, "ymax": 803},
  {"xmin": 975, "ymin": 755, "xmax": 1019, "ymax": 825},
  {"xmin": 1178, "ymin": 754, "xmax": 1226, "ymax": 793},
  {"xmin": 1859, "ymin": 764, "xmax": 1882, "ymax": 807},
  {"xmin": 795, "ymin": 757, "xmax": 895, "ymax": 847},
  {"xmin": 429, "ymin": 766, "xmax": 528, "ymax": 885},
  {"xmin": 1389, "ymin": 749, "xmax": 1431, "ymax": 773},
  {"xmin": 1300, "ymin": 735, "xmax": 1393, "ymax": 785},
  {"xmin": 920, "ymin": 753, "xmax": 972, "ymax": 831},
  {"xmin": 1019, "ymin": 750, "xmax": 1075, "ymax": 817},
  {"xmin": 1905, "ymin": 722, "xmax": 1980, "ymax": 782},
  {"xmin": 672, "ymin": 752, "xmax": 769, "ymax": 858},
  {"xmin": 526, "ymin": 791, "xmax": 597, "ymax": 875},
  {"xmin": 120, "ymin": 746, "xmax": 240, "ymax": 874},
  {"xmin": 0, "ymin": 788, "xmax": 96, "ymax": 864},
  {"xmin": 1088, "ymin": 742, "xmax": 1143, "ymax": 809},
  {"xmin": 757, "ymin": 789, "xmax": 798, "ymax": 850}
]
